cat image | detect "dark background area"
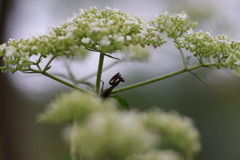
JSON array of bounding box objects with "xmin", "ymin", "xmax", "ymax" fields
[{"xmin": 1, "ymin": 0, "xmax": 240, "ymax": 160}]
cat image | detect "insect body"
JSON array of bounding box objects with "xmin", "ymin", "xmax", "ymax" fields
[{"xmin": 100, "ymin": 72, "xmax": 125, "ymax": 99}]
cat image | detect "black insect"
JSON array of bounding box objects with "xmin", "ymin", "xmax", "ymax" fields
[{"xmin": 100, "ymin": 72, "xmax": 124, "ymax": 99}]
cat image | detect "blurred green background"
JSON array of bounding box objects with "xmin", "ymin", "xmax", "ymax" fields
[{"xmin": 1, "ymin": 0, "xmax": 240, "ymax": 160}]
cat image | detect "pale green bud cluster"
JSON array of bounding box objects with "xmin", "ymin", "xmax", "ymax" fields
[
  {"xmin": 38, "ymin": 91, "xmax": 117, "ymax": 123},
  {"xmin": 151, "ymin": 12, "xmax": 198, "ymax": 38},
  {"xmin": 72, "ymin": 110, "xmax": 158, "ymax": 160},
  {"xmin": 39, "ymin": 91, "xmax": 200, "ymax": 160},
  {"xmin": 140, "ymin": 109, "xmax": 201, "ymax": 158},
  {"xmin": 176, "ymin": 30, "xmax": 240, "ymax": 72}
]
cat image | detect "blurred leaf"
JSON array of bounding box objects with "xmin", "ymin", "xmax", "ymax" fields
[
  {"xmin": 112, "ymin": 95, "xmax": 131, "ymax": 110},
  {"xmin": 189, "ymin": 70, "xmax": 210, "ymax": 86},
  {"xmin": 185, "ymin": 56, "xmax": 191, "ymax": 65},
  {"xmin": 57, "ymin": 155, "xmax": 71, "ymax": 160},
  {"xmin": 104, "ymin": 53, "xmax": 120, "ymax": 60}
]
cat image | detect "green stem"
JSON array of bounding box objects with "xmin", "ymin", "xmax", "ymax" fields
[
  {"xmin": 64, "ymin": 61, "xmax": 78, "ymax": 85},
  {"xmin": 80, "ymin": 61, "xmax": 120, "ymax": 81},
  {"xmin": 95, "ymin": 52, "xmax": 105, "ymax": 94},
  {"xmin": 28, "ymin": 68, "xmax": 87, "ymax": 92},
  {"xmin": 70, "ymin": 120, "xmax": 78, "ymax": 160},
  {"xmin": 43, "ymin": 56, "xmax": 56, "ymax": 72},
  {"xmin": 179, "ymin": 47, "xmax": 188, "ymax": 68},
  {"xmin": 113, "ymin": 64, "xmax": 203, "ymax": 93},
  {"xmin": 42, "ymin": 72, "xmax": 88, "ymax": 92},
  {"xmin": 174, "ymin": 37, "xmax": 188, "ymax": 68}
]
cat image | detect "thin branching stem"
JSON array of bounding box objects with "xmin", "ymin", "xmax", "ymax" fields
[
  {"xmin": 113, "ymin": 64, "xmax": 203, "ymax": 93},
  {"xmin": 28, "ymin": 68, "xmax": 88, "ymax": 92},
  {"xmin": 174, "ymin": 37, "xmax": 188, "ymax": 69},
  {"xmin": 43, "ymin": 56, "xmax": 56, "ymax": 72}
]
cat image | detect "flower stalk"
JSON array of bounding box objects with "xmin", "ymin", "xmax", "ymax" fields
[{"xmin": 95, "ymin": 52, "xmax": 105, "ymax": 94}]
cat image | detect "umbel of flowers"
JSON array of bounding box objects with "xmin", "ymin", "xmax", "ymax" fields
[
  {"xmin": 1, "ymin": 7, "xmax": 239, "ymax": 75},
  {"xmin": 176, "ymin": 30, "xmax": 240, "ymax": 72},
  {"xmin": 0, "ymin": 7, "xmax": 166, "ymax": 73}
]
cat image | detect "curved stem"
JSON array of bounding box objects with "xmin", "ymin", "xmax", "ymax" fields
[
  {"xmin": 95, "ymin": 52, "xmax": 105, "ymax": 94},
  {"xmin": 28, "ymin": 68, "xmax": 88, "ymax": 92},
  {"xmin": 42, "ymin": 72, "xmax": 88, "ymax": 92},
  {"xmin": 113, "ymin": 64, "xmax": 203, "ymax": 93}
]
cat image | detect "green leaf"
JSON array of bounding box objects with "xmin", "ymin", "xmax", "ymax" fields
[
  {"xmin": 104, "ymin": 53, "xmax": 120, "ymax": 60},
  {"xmin": 185, "ymin": 56, "xmax": 191, "ymax": 65},
  {"xmin": 112, "ymin": 95, "xmax": 130, "ymax": 110},
  {"xmin": 189, "ymin": 70, "xmax": 210, "ymax": 86}
]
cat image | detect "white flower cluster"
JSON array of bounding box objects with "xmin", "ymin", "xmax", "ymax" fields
[
  {"xmin": 0, "ymin": 7, "xmax": 166, "ymax": 73},
  {"xmin": 39, "ymin": 91, "xmax": 116, "ymax": 123},
  {"xmin": 151, "ymin": 11, "xmax": 198, "ymax": 38},
  {"xmin": 140, "ymin": 108, "xmax": 200, "ymax": 158},
  {"xmin": 63, "ymin": 7, "xmax": 165, "ymax": 52},
  {"xmin": 72, "ymin": 110, "xmax": 158, "ymax": 160},
  {"xmin": 40, "ymin": 91, "xmax": 201, "ymax": 160},
  {"xmin": 176, "ymin": 30, "xmax": 240, "ymax": 72}
]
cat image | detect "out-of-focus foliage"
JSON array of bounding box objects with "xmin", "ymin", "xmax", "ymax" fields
[{"xmin": 39, "ymin": 90, "xmax": 200, "ymax": 160}]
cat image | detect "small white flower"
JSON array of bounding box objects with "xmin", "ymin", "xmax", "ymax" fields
[
  {"xmin": 177, "ymin": 12, "xmax": 188, "ymax": 19},
  {"xmin": 112, "ymin": 8, "xmax": 119, "ymax": 12},
  {"xmin": 42, "ymin": 37, "xmax": 49, "ymax": 42},
  {"xmin": 234, "ymin": 60, "xmax": 240, "ymax": 65},
  {"xmin": 126, "ymin": 35, "xmax": 132, "ymax": 41},
  {"xmin": 145, "ymin": 24, "xmax": 155, "ymax": 29},
  {"xmin": 138, "ymin": 29, "xmax": 147, "ymax": 39},
  {"xmin": 64, "ymin": 51, "xmax": 70, "ymax": 54},
  {"xmin": 99, "ymin": 36, "xmax": 110, "ymax": 46},
  {"xmin": 106, "ymin": 20, "xmax": 113, "ymax": 26},
  {"xmin": 79, "ymin": 9, "xmax": 86, "ymax": 15},
  {"xmin": 95, "ymin": 45, "xmax": 100, "ymax": 49},
  {"xmin": 203, "ymin": 42, "xmax": 211, "ymax": 46},
  {"xmin": 91, "ymin": 26, "xmax": 102, "ymax": 31},
  {"xmin": 18, "ymin": 43, "xmax": 25, "ymax": 48},
  {"xmin": 115, "ymin": 36, "xmax": 124, "ymax": 42},
  {"xmin": 0, "ymin": 43, "xmax": 6, "ymax": 50},
  {"xmin": 196, "ymin": 34, "xmax": 204, "ymax": 40},
  {"xmin": 206, "ymin": 32, "xmax": 213, "ymax": 38},
  {"xmin": 104, "ymin": 6, "xmax": 112, "ymax": 10},
  {"xmin": 47, "ymin": 28, "xmax": 56, "ymax": 37},
  {"xmin": 125, "ymin": 20, "xmax": 138, "ymax": 25},
  {"xmin": 82, "ymin": 37, "xmax": 91, "ymax": 44},
  {"xmin": 58, "ymin": 36, "xmax": 65, "ymax": 40},
  {"xmin": 217, "ymin": 39, "xmax": 230, "ymax": 45},
  {"xmin": 187, "ymin": 28, "xmax": 194, "ymax": 34},
  {"xmin": 32, "ymin": 45, "xmax": 38, "ymax": 50},
  {"xmin": 5, "ymin": 46, "xmax": 16, "ymax": 56},
  {"xmin": 65, "ymin": 25, "xmax": 77, "ymax": 33},
  {"xmin": 65, "ymin": 32, "xmax": 73, "ymax": 38}
]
